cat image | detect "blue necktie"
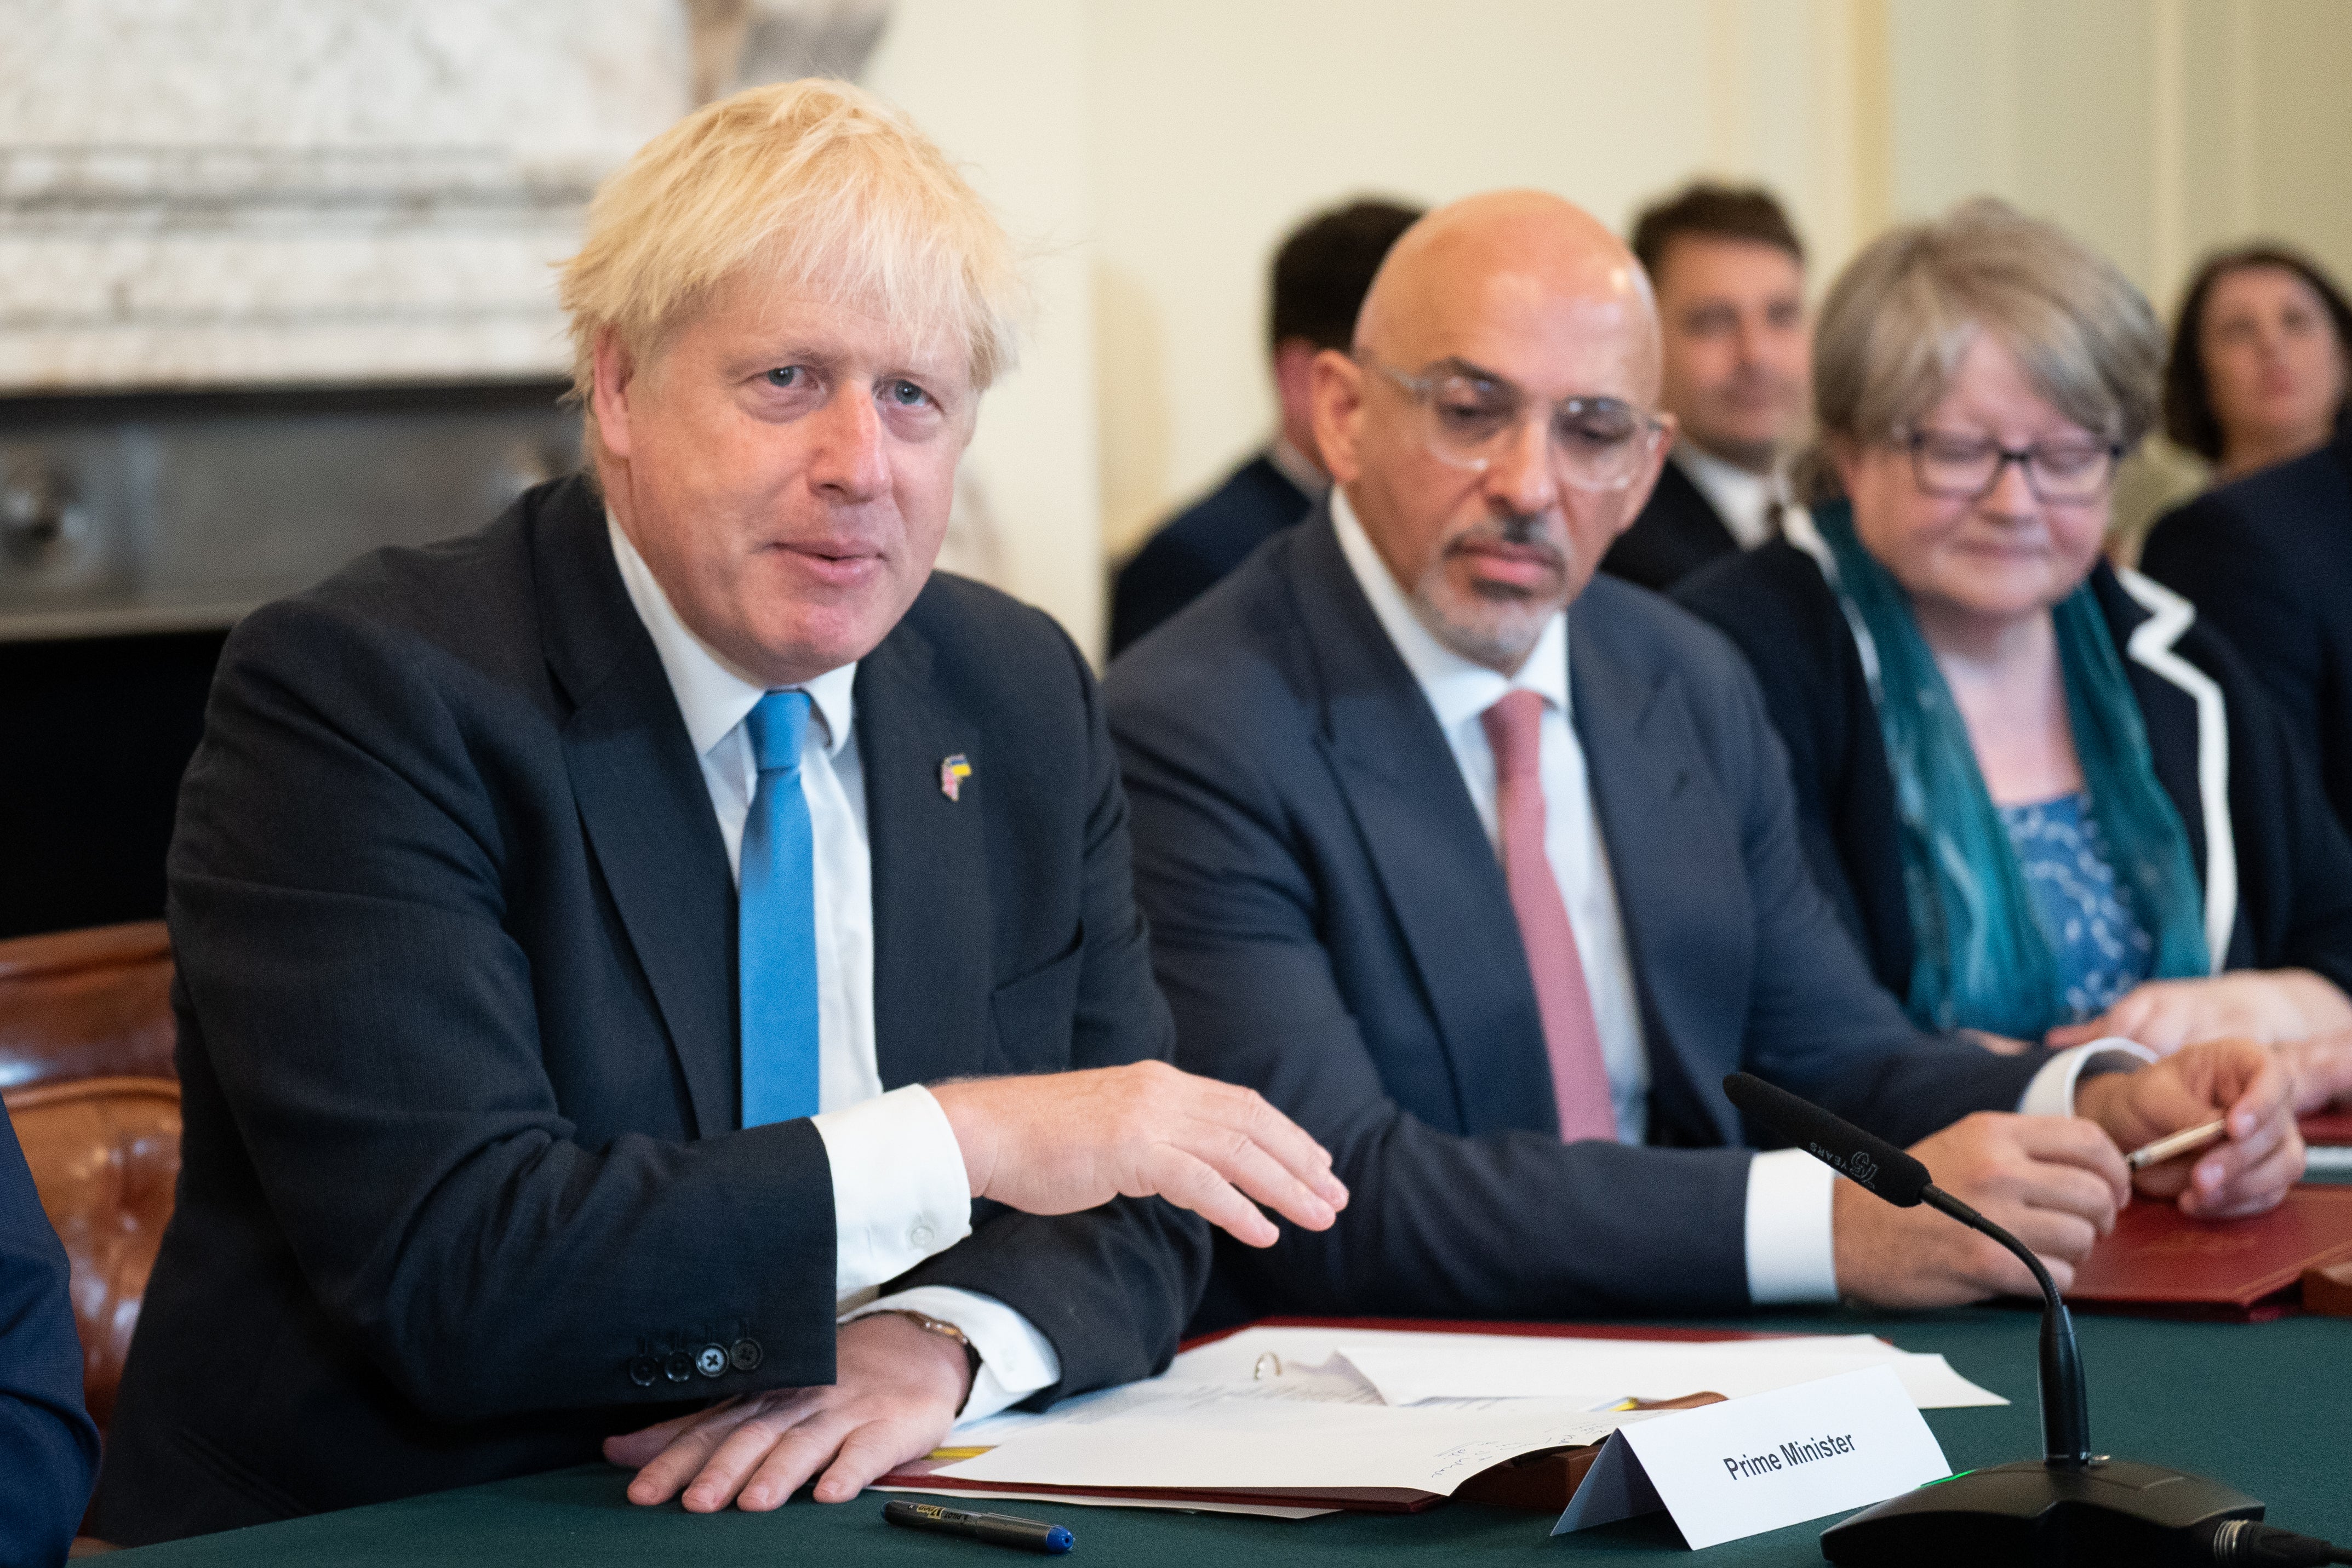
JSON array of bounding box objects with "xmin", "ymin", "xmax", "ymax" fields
[{"xmin": 739, "ymin": 690, "xmax": 820, "ymax": 1126}]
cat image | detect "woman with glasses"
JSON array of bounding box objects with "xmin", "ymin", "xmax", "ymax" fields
[{"xmin": 1676, "ymin": 199, "xmax": 2352, "ymax": 1071}]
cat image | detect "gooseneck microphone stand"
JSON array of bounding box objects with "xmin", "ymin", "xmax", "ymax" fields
[{"xmin": 1720, "ymin": 1073, "xmax": 2268, "ymax": 1568}]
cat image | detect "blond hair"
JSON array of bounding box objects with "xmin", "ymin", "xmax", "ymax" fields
[
  {"xmin": 559, "ymin": 78, "xmax": 1025, "ymax": 403},
  {"xmin": 1812, "ymin": 198, "xmax": 2161, "ymax": 456}
]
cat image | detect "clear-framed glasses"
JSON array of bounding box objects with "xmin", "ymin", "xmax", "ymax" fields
[
  {"xmin": 1367, "ymin": 359, "xmax": 1669, "ymax": 493},
  {"xmin": 1899, "ymin": 427, "xmax": 2122, "ymax": 505}
]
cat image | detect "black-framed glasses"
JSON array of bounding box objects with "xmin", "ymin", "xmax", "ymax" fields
[
  {"xmin": 1367, "ymin": 358, "xmax": 1668, "ymax": 493},
  {"xmin": 1900, "ymin": 427, "xmax": 2122, "ymax": 505}
]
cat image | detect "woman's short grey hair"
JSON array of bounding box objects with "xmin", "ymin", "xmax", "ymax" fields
[{"xmin": 1812, "ymin": 198, "xmax": 2162, "ymax": 456}]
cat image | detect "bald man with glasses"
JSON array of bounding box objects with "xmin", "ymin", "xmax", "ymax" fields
[{"xmin": 1102, "ymin": 190, "xmax": 2297, "ymax": 1331}]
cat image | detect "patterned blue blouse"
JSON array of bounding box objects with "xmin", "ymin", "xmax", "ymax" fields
[{"xmin": 1998, "ymin": 791, "xmax": 2156, "ymax": 1023}]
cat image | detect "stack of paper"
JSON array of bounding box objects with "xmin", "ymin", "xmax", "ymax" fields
[{"xmin": 909, "ymin": 1325, "xmax": 2002, "ymax": 1501}]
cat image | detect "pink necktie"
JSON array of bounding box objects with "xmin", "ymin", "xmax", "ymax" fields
[{"xmin": 1481, "ymin": 689, "xmax": 1621, "ymax": 1143}]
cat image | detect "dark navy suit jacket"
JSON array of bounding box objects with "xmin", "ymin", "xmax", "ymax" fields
[
  {"xmin": 1109, "ymin": 453, "xmax": 1311, "ymax": 657},
  {"xmin": 2, "ymin": 1105, "xmax": 99, "ymax": 1565},
  {"xmin": 1105, "ymin": 508, "xmax": 2041, "ymax": 1328},
  {"xmin": 93, "ymin": 476, "xmax": 1205, "ymax": 1543},
  {"xmin": 1598, "ymin": 457, "xmax": 1740, "ymax": 592},
  {"xmin": 2143, "ymin": 438, "xmax": 2352, "ymax": 842}
]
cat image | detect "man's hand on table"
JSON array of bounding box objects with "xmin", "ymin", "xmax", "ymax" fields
[
  {"xmin": 1832, "ymin": 1112, "xmax": 2127, "ymax": 1307},
  {"xmin": 930, "ymin": 1060, "xmax": 1349, "ymax": 1247},
  {"xmin": 606, "ymin": 1313, "xmax": 968, "ymax": 1512},
  {"xmin": 2073, "ymin": 1039, "xmax": 2301, "ymax": 1217}
]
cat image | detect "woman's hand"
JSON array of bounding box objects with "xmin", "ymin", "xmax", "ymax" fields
[{"xmin": 2046, "ymin": 969, "xmax": 2352, "ymax": 1054}]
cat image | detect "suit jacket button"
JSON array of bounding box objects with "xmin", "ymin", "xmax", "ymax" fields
[
  {"xmin": 695, "ymin": 1344, "xmax": 729, "ymax": 1378},
  {"xmin": 730, "ymin": 1338, "xmax": 763, "ymax": 1373},
  {"xmin": 663, "ymin": 1350, "xmax": 695, "ymax": 1383},
  {"xmin": 627, "ymin": 1355, "xmax": 660, "ymax": 1388}
]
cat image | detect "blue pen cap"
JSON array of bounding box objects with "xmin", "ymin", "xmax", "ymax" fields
[{"xmin": 1044, "ymin": 1525, "xmax": 1075, "ymax": 1553}]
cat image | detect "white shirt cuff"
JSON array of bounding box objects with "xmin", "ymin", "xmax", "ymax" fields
[
  {"xmin": 843, "ymin": 1286, "xmax": 1063, "ymax": 1423},
  {"xmin": 1743, "ymin": 1147, "xmax": 1840, "ymax": 1305},
  {"xmin": 811, "ymin": 1084, "xmax": 971, "ymax": 1298},
  {"xmin": 2019, "ymin": 1039, "xmax": 2157, "ymax": 1117}
]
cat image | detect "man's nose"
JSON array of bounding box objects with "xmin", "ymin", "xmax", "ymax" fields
[
  {"xmin": 1484, "ymin": 409, "xmax": 1560, "ymax": 515},
  {"xmin": 808, "ymin": 387, "xmax": 890, "ymax": 499}
]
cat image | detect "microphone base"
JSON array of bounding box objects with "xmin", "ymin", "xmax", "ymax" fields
[{"xmin": 1821, "ymin": 1457, "xmax": 2260, "ymax": 1567}]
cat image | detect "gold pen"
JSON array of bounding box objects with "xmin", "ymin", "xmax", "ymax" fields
[{"xmin": 2124, "ymin": 1118, "xmax": 2229, "ymax": 1171}]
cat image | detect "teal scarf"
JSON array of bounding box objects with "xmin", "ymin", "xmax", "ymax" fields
[{"xmin": 1812, "ymin": 502, "xmax": 2209, "ymax": 1038}]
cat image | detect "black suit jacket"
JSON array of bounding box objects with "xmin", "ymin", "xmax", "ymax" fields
[
  {"xmin": 92, "ymin": 476, "xmax": 1205, "ymax": 1543},
  {"xmin": 1104, "ymin": 510, "xmax": 2041, "ymax": 1328},
  {"xmin": 1676, "ymin": 541, "xmax": 2352, "ymax": 1008},
  {"xmin": 2142, "ymin": 438, "xmax": 2352, "ymax": 842},
  {"xmin": 1, "ymin": 1104, "xmax": 100, "ymax": 1565},
  {"xmin": 1598, "ymin": 457, "xmax": 1740, "ymax": 592},
  {"xmin": 1109, "ymin": 454, "xmax": 1312, "ymax": 657}
]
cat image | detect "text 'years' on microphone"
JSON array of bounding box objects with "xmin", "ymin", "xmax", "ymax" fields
[{"xmin": 1719, "ymin": 1073, "xmax": 2352, "ymax": 1568}]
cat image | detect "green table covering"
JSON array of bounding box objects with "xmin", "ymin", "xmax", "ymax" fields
[{"xmin": 107, "ymin": 1301, "xmax": 2352, "ymax": 1566}]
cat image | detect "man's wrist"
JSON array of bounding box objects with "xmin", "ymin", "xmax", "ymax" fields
[{"xmin": 856, "ymin": 1310, "xmax": 977, "ymax": 1406}]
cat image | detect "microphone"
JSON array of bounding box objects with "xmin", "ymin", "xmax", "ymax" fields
[
  {"xmin": 1722, "ymin": 1071, "xmax": 2086, "ymax": 1464},
  {"xmin": 1722, "ymin": 1072, "xmax": 2272, "ymax": 1566}
]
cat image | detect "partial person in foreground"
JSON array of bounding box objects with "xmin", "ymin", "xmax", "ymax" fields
[
  {"xmin": 91, "ymin": 80, "xmax": 1343, "ymax": 1546},
  {"xmin": 2142, "ymin": 249, "xmax": 2352, "ymax": 846},
  {"xmin": 1105, "ymin": 190, "xmax": 2299, "ymax": 1335},
  {"xmin": 1, "ymin": 1101, "xmax": 99, "ymax": 1566},
  {"xmin": 1108, "ymin": 198, "xmax": 1422, "ymax": 656},
  {"xmin": 1678, "ymin": 200, "xmax": 2352, "ymax": 1067},
  {"xmin": 1599, "ymin": 182, "xmax": 1812, "ymax": 592}
]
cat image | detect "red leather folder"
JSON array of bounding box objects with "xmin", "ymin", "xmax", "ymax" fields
[
  {"xmin": 2065, "ymin": 1183, "xmax": 2352, "ymax": 1320},
  {"xmin": 875, "ymin": 1316, "xmax": 1770, "ymax": 1514},
  {"xmin": 2301, "ymin": 1108, "xmax": 2352, "ymax": 1146}
]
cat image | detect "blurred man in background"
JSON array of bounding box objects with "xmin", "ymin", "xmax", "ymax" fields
[
  {"xmin": 1601, "ymin": 182, "xmax": 1811, "ymax": 591},
  {"xmin": 1109, "ymin": 198, "xmax": 1422, "ymax": 655}
]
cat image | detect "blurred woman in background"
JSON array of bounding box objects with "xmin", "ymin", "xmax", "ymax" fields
[
  {"xmin": 2141, "ymin": 250, "xmax": 2352, "ymax": 846},
  {"xmin": 2160, "ymin": 245, "xmax": 2351, "ymax": 485},
  {"xmin": 1678, "ymin": 200, "xmax": 2352, "ymax": 1080}
]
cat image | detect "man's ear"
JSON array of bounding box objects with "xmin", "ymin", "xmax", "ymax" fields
[
  {"xmin": 590, "ymin": 328, "xmax": 640, "ymax": 462},
  {"xmin": 1309, "ymin": 348, "xmax": 1366, "ymax": 486}
]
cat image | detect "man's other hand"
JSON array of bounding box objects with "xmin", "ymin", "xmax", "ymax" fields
[
  {"xmin": 1832, "ymin": 1112, "xmax": 2127, "ymax": 1308},
  {"xmin": 929, "ymin": 1060, "xmax": 1348, "ymax": 1248},
  {"xmin": 2277, "ymin": 1029, "xmax": 2352, "ymax": 1115},
  {"xmin": 2074, "ymin": 1039, "xmax": 2301, "ymax": 1218},
  {"xmin": 605, "ymin": 1313, "xmax": 968, "ymax": 1512}
]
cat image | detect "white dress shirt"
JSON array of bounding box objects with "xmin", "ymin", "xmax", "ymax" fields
[
  {"xmin": 608, "ymin": 516, "xmax": 1058, "ymax": 1420},
  {"xmin": 1674, "ymin": 444, "xmax": 1805, "ymax": 552},
  {"xmin": 1330, "ymin": 490, "xmax": 2143, "ymax": 1303}
]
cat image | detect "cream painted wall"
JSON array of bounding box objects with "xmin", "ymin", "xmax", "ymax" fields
[{"xmin": 866, "ymin": 1, "xmax": 2352, "ymax": 653}]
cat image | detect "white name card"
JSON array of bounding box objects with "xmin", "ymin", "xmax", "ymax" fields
[{"xmin": 1553, "ymin": 1365, "xmax": 1950, "ymax": 1550}]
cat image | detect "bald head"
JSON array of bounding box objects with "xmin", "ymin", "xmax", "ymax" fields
[
  {"xmin": 1309, "ymin": 188, "xmax": 1678, "ymax": 675},
  {"xmin": 1356, "ymin": 190, "xmax": 1662, "ymax": 400}
]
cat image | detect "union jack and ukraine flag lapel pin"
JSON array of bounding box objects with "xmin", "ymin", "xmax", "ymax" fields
[{"xmin": 939, "ymin": 754, "xmax": 972, "ymax": 802}]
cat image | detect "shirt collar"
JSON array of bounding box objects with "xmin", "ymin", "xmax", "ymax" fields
[
  {"xmin": 606, "ymin": 511, "xmax": 857, "ymax": 760},
  {"xmin": 1674, "ymin": 443, "xmax": 1788, "ymax": 547},
  {"xmin": 1267, "ymin": 435, "xmax": 1332, "ymax": 502},
  {"xmin": 1329, "ymin": 486, "xmax": 1570, "ymax": 731}
]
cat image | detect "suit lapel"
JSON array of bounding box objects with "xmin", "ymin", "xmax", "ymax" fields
[
  {"xmin": 1287, "ymin": 518, "xmax": 1558, "ymax": 1137},
  {"xmin": 536, "ymin": 480, "xmax": 739, "ymax": 1137},
  {"xmin": 1571, "ymin": 603, "xmax": 1743, "ymax": 1146},
  {"xmin": 857, "ymin": 605, "xmax": 993, "ymax": 1091}
]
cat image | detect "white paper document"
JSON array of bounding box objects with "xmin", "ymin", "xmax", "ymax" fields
[
  {"xmin": 1321, "ymin": 1329, "xmax": 2003, "ymax": 1410},
  {"xmin": 931, "ymin": 1325, "xmax": 1995, "ymax": 1500},
  {"xmin": 1554, "ymin": 1365, "xmax": 1951, "ymax": 1549}
]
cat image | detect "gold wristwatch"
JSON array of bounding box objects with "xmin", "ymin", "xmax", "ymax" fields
[{"xmin": 881, "ymin": 1309, "xmax": 982, "ymax": 1382}]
